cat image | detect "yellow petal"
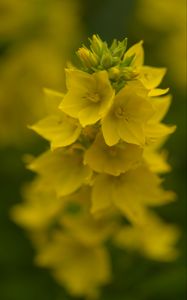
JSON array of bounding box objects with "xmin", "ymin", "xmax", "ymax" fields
[
  {"xmin": 140, "ymin": 66, "xmax": 166, "ymax": 89},
  {"xmin": 102, "ymin": 113, "xmax": 120, "ymax": 146},
  {"xmin": 43, "ymin": 88, "xmax": 64, "ymax": 114},
  {"xmin": 145, "ymin": 123, "xmax": 176, "ymax": 143},
  {"xmin": 144, "ymin": 147, "xmax": 171, "ymax": 173},
  {"xmin": 30, "ymin": 113, "xmax": 81, "ymax": 149},
  {"xmin": 118, "ymin": 120, "xmax": 145, "ymax": 146},
  {"xmin": 124, "ymin": 41, "xmax": 144, "ymax": 67},
  {"xmin": 91, "ymin": 174, "xmax": 114, "ymax": 214},
  {"xmin": 148, "ymin": 88, "xmax": 169, "ymax": 97},
  {"xmin": 149, "ymin": 94, "xmax": 172, "ymax": 122},
  {"xmin": 65, "ymin": 68, "xmax": 94, "ymax": 91},
  {"xmin": 59, "ymin": 90, "xmax": 90, "ymax": 118},
  {"xmin": 78, "ymin": 104, "xmax": 101, "ymax": 126}
]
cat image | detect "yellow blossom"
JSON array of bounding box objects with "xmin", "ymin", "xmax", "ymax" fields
[
  {"xmin": 11, "ymin": 177, "xmax": 61, "ymax": 230},
  {"xmin": 92, "ymin": 165, "xmax": 174, "ymax": 224},
  {"xmin": 59, "ymin": 68, "xmax": 114, "ymax": 126},
  {"xmin": 102, "ymin": 82, "xmax": 154, "ymax": 146},
  {"xmin": 36, "ymin": 232, "xmax": 111, "ymax": 298},
  {"xmin": 84, "ymin": 133, "xmax": 143, "ymax": 176},
  {"xmin": 28, "ymin": 149, "xmax": 92, "ymax": 197},
  {"xmin": 115, "ymin": 213, "xmax": 179, "ymax": 261},
  {"xmin": 124, "ymin": 41, "xmax": 168, "ymax": 92},
  {"xmin": 60, "ymin": 186, "xmax": 118, "ymax": 246},
  {"xmin": 30, "ymin": 112, "xmax": 81, "ymax": 150}
]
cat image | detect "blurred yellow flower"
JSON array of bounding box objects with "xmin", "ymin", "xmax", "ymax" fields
[
  {"xmin": 29, "ymin": 148, "xmax": 92, "ymax": 197},
  {"xmin": 36, "ymin": 232, "xmax": 111, "ymax": 298},
  {"xmin": 115, "ymin": 213, "xmax": 180, "ymax": 261},
  {"xmin": 11, "ymin": 177, "xmax": 61, "ymax": 230},
  {"xmin": 0, "ymin": 0, "xmax": 82, "ymax": 145}
]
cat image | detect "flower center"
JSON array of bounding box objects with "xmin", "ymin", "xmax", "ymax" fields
[
  {"xmin": 86, "ymin": 92, "xmax": 101, "ymax": 103},
  {"xmin": 115, "ymin": 106, "xmax": 125, "ymax": 118},
  {"xmin": 108, "ymin": 147, "xmax": 117, "ymax": 157}
]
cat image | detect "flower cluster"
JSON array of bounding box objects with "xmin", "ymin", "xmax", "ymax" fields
[{"xmin": 12, "ymin": 35, "xmax": 179, "ymax": 299}]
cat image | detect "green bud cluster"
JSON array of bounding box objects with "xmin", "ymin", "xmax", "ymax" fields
[{"xmin": 77, "ymin": 34, "xmax": 137, "ymax": 92}]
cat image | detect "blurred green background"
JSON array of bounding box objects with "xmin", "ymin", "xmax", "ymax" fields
[{"xmin": 0, "ymin": 0, "xmax": 186, "ymax": 299}]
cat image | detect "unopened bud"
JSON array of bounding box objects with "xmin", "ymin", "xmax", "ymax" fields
[
  {"xmin": 108, "ymin": 67, "xmax": 120, "ymax": 80},
  {"xmin": 101, "ymin": 53, "xmax": 113, "ymax": 69},
  {"xmin": 91, "ymin": 34, "xmax": 103, "ymax": 55},
  {"xmin": 77, "ymin": 47, "xmax": 98, "ymax": 68}
]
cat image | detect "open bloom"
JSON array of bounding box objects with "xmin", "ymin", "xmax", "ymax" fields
[
  {"xmin": 102, "ymin": 82, "xmax": 154, "ymax": 146},
  {"xmin": 115, "ymin": 213, "xmax": 180, "ymax": 261},
  {"xmin": 31, "ymin": 112, "xmax": 81, "ymax": 150},
  {"xmin": 60, "ymin": 68, "xmax": 114, "ymax": 126},
  {"xmin": 84, "ymin": 133, "xmax": 143, "ymax": 176},
  {"xmin": 35, "ymin": 232, "xmax": 111, "ymax": 298},
  {"xmin": 29, "ymin": 148, "xmax": 92, "ymax": 197},
  {"xmin": 124, "ymin": 41, "xmax": 167, "ymax": 91},
  {"xmin": 92, "ymin": 165, "xmax": 174, "ymax": 224}
]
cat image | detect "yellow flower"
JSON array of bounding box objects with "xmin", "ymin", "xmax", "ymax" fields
[
  {"xmin": 11, "ymin": 177, "xmax": 61, "ymax": 230},
  {"xmin": 124, "ymin": 41, "xmax": 167, "ymax": 91},
  {"xmin": 92, "ymin": 165, "xmax": 174, "ymax": 224},
  {"xmin": 84, "ymin": 133, "xmax": 143, "ymax": 176},
  {"xmin": 30, "ymin": 112, "xmax": 81, "ymax": 150},
  {"xmin": 60, "ymin": 187, "xmax": 117, "ymax": 247},
  {"xmin": 102, "ymin": 82, "xmax": 154, "ymax": 146},
  {"xmin": 36, "ymin": 232, "xmax": 111, "ymax": 298},
  {"xmin": 115, "ymin": 213, "xmax": 179, "ymax": 261},
  {"xmin": 59, "ymin": 68, "xmax": 114, "ymax": 126},
  {"xmin": 28, "ymin": 148, "xmax": 92, "ymax": 197}
]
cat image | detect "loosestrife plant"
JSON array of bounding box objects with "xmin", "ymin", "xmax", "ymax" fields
[{"xmin": 13, "ymin": 35, "xmax": 179, "ymax": 299}]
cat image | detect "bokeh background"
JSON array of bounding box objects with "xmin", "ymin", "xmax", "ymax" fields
[{"xmin": 0, "ymin": 0, "xmax": 186, "ymax": 299}]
